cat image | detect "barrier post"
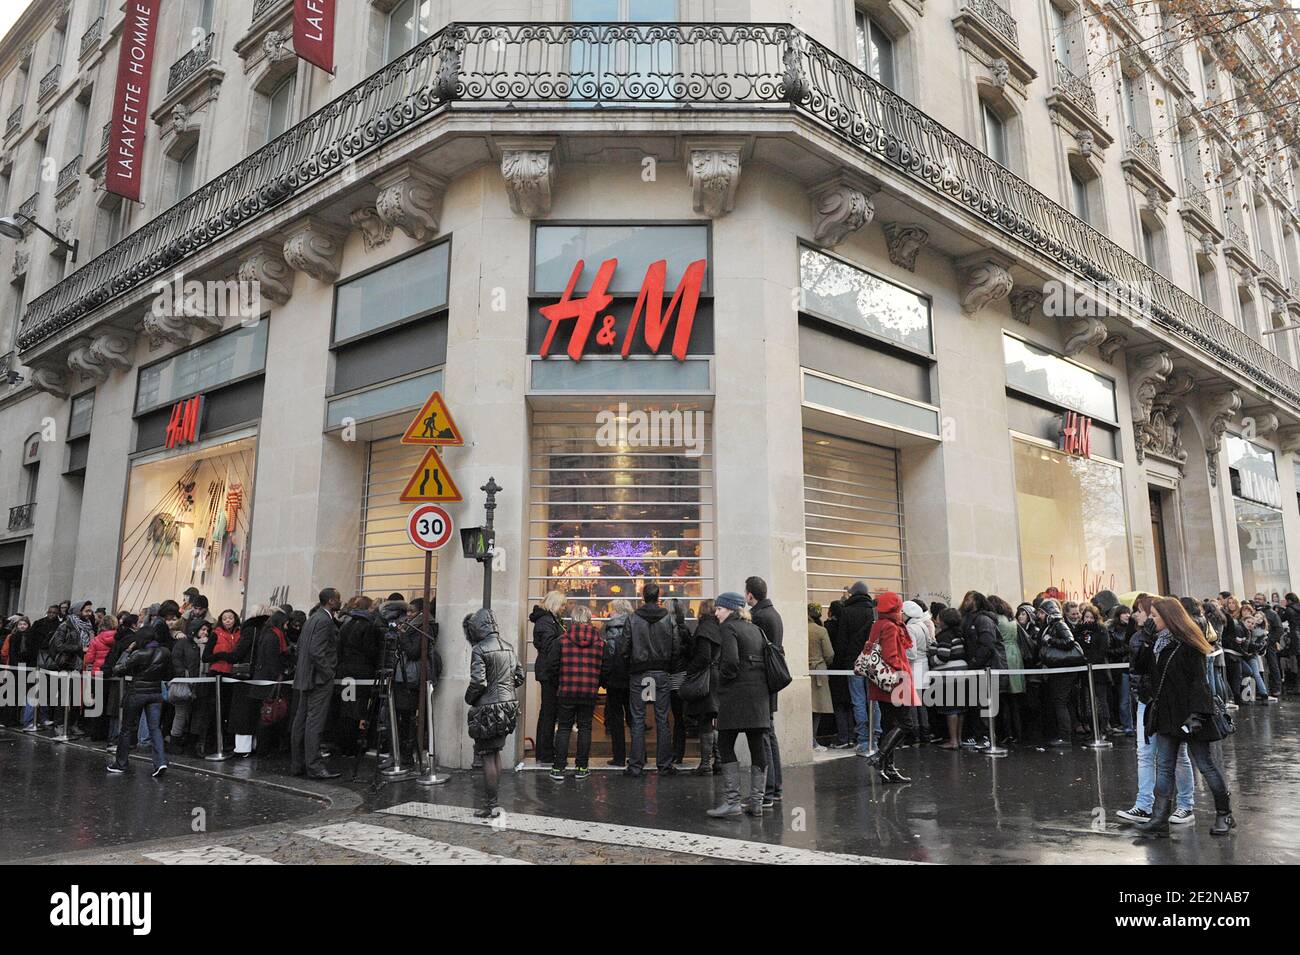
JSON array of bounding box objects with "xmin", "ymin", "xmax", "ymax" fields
[
  {"xmin": 51, "ymin": 673, "xmax": 73, "ymax": 742},
  {"xmin": 416, "ymin": 680, "xmax": 449, "ymax": 786},
  {"xmin": 114, "ymin": 676, "xmax": 126, "ymax": 753},
  {"xmin": 1084, "ymin": 661, "xmax": 1112, "ymax": 750},
  {"xmin": 983, "ymin": 667, "xmax": 1007, "ymax": 757},
  {"xmin": 380, "ymin": 671, "xmax": 415, "ymax": 780},
  {"xmin": 204, "ymin": 673, "xmax": 230, "ymax": 761}
]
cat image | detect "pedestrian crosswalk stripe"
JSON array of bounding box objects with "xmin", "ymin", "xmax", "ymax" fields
[
  {"xmin": 295, "ymin": 821, "xmax": 531, "ymax": 865},
  {"xmin": 381, "ymin": 802, "xmax": 921, "ymax": 865},
  {"xmin": 145, "ymin": 845, "xmax": 280, "ymax": 865}
]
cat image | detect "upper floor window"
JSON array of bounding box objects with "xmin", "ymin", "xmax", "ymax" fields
[
  {"xmin": 1122, "ymin": 72, "xmax": 1150, "ymax": 136},
  {"xmin": 386, "ymin": 0, "xmax": 434, "ymax": 61},
  {"xmin": 855, "ymin": 10, "xmax": 896, "ymax": 90},
  {"xmin": 266, "ymin": 75, "xmax": 295, "ymax": 142},
  {"xmin": 573, "ymin": 0, "xmax": 678, "ymax": 19},
  {"xmin": 175, "ymin": 146, "xmax": 197, "ymax": 201},
  {"xmin": 1070, "ymin": 168, "xmax": 1090, "ymax": 223},
  {"xmin": 982, "ymin": 100, "xmax": 1008, "ymax": 166},
  {"xmin": 1049, "ymin": 3, "xmax": 1076, "ymax": 72}
]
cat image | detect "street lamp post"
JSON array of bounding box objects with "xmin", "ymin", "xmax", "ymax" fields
[{"xmin": 0, "ymin": 214, "xmax": 79, "ymax": 263}]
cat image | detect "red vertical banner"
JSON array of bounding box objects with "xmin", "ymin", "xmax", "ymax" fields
[
  {"xmin": 106, "ymin": 0, "xmax": 162, "ymax": 202},
  {"xmin": 294, "ymin": 0, "xmax": 336, "ymax": 75}
]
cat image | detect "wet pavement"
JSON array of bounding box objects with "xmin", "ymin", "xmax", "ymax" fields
[{"xmin": 4, "ymin": 699, "xmax": 1299, "ymax": 864}]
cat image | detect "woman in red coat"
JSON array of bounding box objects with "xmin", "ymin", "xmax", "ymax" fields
[{"xmin": 865, "ymin": 591, "xmax": 916, "ymax": 783}]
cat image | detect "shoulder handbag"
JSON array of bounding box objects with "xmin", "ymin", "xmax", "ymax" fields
[
  {"xmin": 1206, "ymin": 659, "xmax": 1235, "ymax": 737},
  {"xmin": 761, "ymin": 634, "xmax": 792, "ymax": 694},
  {"xmin": 679, "ymin": 665, "xmax": 712, "ymax": 702},
  {"xmin": 168, "ymin": 678, "xmax": 194, "ymax": 703},
  {"xmin": 231, "ymin": 630, "xmax": 256, "ymax": 680},
  {"xmin": 260, "ymin": 683, "xmax": 288, "ymax": 726},
  {"xmin": 1144, "ymin": 643, "xmax": 1178, "ymax": 738},
  {"xmin": 854, "ymin": 635, "xmax": 903, "ymax": 691}
]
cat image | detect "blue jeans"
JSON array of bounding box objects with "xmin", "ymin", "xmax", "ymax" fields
[
  {"xmin": 1135, "ymin": 701, "xmax": 1193, "ymax": 812},
  {"xmin": 628, "ymin": 671, "xmax": 672, "ymax": 771},
  {"xmin": 847, "ymin": 676, "xmax": 880, "ymax": 747},
  {"xmin": 1244, "ymin": 656, "xmax": 1269, "ymax": 699},
  {"xmin": 1153, "ymin": 733, "xmax": 1228, "ymax": 809},
  {"xmin": 114, "ymin": 692, "xmax": 166, "ymax": 771},
  {"xmin": 1116, "ymin": 672, "xmax": 1133, "ymax": 733}
]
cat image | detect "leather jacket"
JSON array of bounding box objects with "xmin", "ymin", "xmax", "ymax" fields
[{"xmin": 113, "ymin": 641, "xmax": 174, "ymax": 694}]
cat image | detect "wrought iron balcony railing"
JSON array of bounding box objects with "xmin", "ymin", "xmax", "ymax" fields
[
  {"xmin": 80, "ymin": 16, "xmax": 103, "ymax": 58},
  {"xmin": 1125, "ymin": 125, "xmax": 1161, "ymax": 171},
  {"xmin": 1181, "ymin": 178, "xmax": 1212, "ymax": 220},
  {"xmin": 56, "ymin": 154, "xmax": 81, "ymax": 193},
  {"xmin": 1260, "ymin": 249, "xmax": 1282, "ymax": 283},
  {"xmin": 1052, "ymin": 59, "xmax": 1097, "ymax": 116},
  {"xmin": 38, "ymin": 65, "xmax": 60, "ymax": 101},
  {"xmin": 252, "ymin": 0, "xmax": 287, "ymax": 23},
  {"xmin": 1163, "ymin": 50, "xmax": 1190, "ymax": 87},
  {"xmin": 8, "ymin": 503, "xmax": 35, "ymax": 532},
  {"xmin": 963, "ymin": 0, "xmax": 1019, "ymax": 46},
  {"xmin": 17, "ymin": 192, "xmax": 37, "ymax": 221},
  {"xmin": 99, "ymin": 121, "xmax": 110, "ymax": 155},
  {"xmin": 167, "ymin": 32, "xmax": 215, "ymax": 95},
  {"xmin": 5, "ymin": 106, "xmax": 21, "ymax": 137},
  {"xmin": 1226, "ymin": 217, "xmax": 1251, "ymax": 256},
  {"xmin": 16, "ymin": 21, "xmax": 1300, "ymax": 410}
]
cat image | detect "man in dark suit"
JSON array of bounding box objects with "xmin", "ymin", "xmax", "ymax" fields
[{"xmin": 291, "ymin": 588, "xmax": 342, "ymax": 779}]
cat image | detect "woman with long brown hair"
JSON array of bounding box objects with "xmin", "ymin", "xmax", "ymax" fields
[{"xmin": 1135, "ymin": 597, "xmax": 1234, "ymax": 837}]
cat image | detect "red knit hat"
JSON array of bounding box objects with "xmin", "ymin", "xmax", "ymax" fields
[{"xmin": 875, "ymin": 591, "xmax": 902, "ymax": 615}]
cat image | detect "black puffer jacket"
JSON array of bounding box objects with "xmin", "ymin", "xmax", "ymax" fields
[
  {"xmin": 529, "ymin": 605, "xmax": 564, "ymax": 683},
  {"xmin": 962, "ymin": 610, "xmax": 1000, "ymax": 670},
  {"xmin": 834, "ymin": 593, "xmax": 875, "ymax": 664},
  {"xmin": 601, "ymin": 613, "xmax": 630, "ymax": 689},
  {"xmin": 625, "ymin": 604, "xmax": 679, "ymax": 675},
  {"xmin": 113, "ymin": 640, "xmax": 174, "ymax": 694}
]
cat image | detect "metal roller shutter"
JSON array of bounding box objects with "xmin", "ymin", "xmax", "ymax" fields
[{"xmin": 357, "ymin": 436, "xmax": 437, "ymax": 600}]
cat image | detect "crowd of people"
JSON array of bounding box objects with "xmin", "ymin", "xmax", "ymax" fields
[
  {"xmin": 0, "ymin": 587, "xmax": 436, "ymax": 782},
  {"xmin": 2, "ymin": 577, "xmax": 1289, "ymax": 830}
]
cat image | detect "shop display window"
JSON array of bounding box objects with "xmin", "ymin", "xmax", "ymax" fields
[{"xmin": 799, "ymin": 245, "xmax": 932, "ymax": 353}]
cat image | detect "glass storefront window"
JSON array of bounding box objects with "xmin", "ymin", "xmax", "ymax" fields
[
  {"xmin": 528, "ymin": 403, "xmax": 714, "ymax": 619},
  {"xmin": 116, "ymin": 435, "xmax": 256, "ymax": 615},
  {"xmin": 1003, "ymin": 335, "xmax": 1117, "ymax": 424},
  {"xmin": 533, "ymin": 224, "xmax": 709, "ymax": 295},
  {"xmin": 136, "ymin": 321, "xmax": 268, "ymax": 415},
  {"xmin": 1012, "ymin": 437, "xmax": 1132, "ymax": 601},
  {"xmin": 799, "ymin": 246, "xmax": 932, "ymax": 353},
  {"xmin": 1226, "ymin": 435, "xmax": 1289, "ymax": 596},
  {"xmin": 334, "ymin": 242, "xmax": 449, "ymax": 343}
]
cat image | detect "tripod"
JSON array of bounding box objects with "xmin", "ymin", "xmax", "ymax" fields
[{"xmin": 352, "ymin": 667, "xmax": 414, "ymax": 787}]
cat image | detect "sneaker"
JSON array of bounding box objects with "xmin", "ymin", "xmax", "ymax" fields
[
  {"xmin": 20, "ymin": 724, "xmax": 38, "ymax": 733},
  {"xmin": 831, "ymin": 741, "xmax": 854, "ymax": 750},
  {"xmin": 762, "ymin": 795, "xmax": 776, "ymax": 808},
  {"xmin": 1267, "ymin": 696, "xmax": 1279, "ymax": 703},
  {"xmin": 1170, "ymin": 808, "xmax": 1195, "ymax": 825},
  {"xmin": 548, "ymin": 767, "xmax": 565, "ymax": 781},
  {"xmin": 152, "ymin": 765, "xmax": 168, "ymax": 778},
  {"xmin": 813, "ymin": 744, "xmax": 829, "ymax": 752},
  {"xmin": 658, "ymin": 764, "xmax": 680, "ymax": 776},
  {"xmin": 1225, "ymin": 702, "xmax": 1239, "ymax": 712},
  {"xmin": 1115, "ymin": 806, "xmax": 1151, "ymax": 823},
  {"xmin": 106, "ymin": 765, "xmax": 126, "ymax": 775},
  {"xmin": 623, "ymin": 766, "xmax": 643, "ymax": 778},
  {"xmin": 1047, "ymin": 738, "xmax": 1069, "ymax": 747},
  {"xmin": 959, "ymin": 737, "xmax": 981, "ymax": 748},
  {"xmin": 855, "ymin": 744, "xmax": 873, "ymax": 757},
  {"xmin": 575, "ymin": 767, "xmax": 590, "ymax": 780},
  {"xmin": 606, "ymin": 759, "xmax": 626, "ymax": 767}
]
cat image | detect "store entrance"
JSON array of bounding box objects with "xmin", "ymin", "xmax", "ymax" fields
[
  {"xmin": 1149, "ymin": 486, "xmax": 1172, "ymax": 597},
  {"xmin": 802, "ymin": 430, "xmax": 906, "ymax": 606}
]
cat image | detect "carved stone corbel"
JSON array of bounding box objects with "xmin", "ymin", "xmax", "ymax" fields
[
  {"xmin": 143, "ymin": 307, "xmax": 191, "ymax": 348},
  {"xmin": 239, "ymin": 240, "xmax": 293, "ymax": 306},
  {"xmin": 882, "ymin": 223, "xmax": 929, "ymax": 272},
  {"xmin": 1098, "ymin": 332, "xmax": 1128, "ymax": 364},
  {"xmin": 30, "ymin": 363, "xmax": 69, "ymax": 399},
  {"xmin": 958, "ymin": 256, "xmax": 1013, "ymax": 316},
  {"xmin": 1127, "ymin": 348, "xmax": 1173, "ymax": 462},
  {"xmin": 1063, "ymin": 317, "xmax": 1109, "ymax": 357},
  {"xmin": 87, "ymin": 330, "xmax": 136, "ymax": 372},
  {"xmin": 349, "ymin": 206, "xmax": 393, "ymax": 252},
  {"xmin": 1241, "ymin": 408, "xmax": 1280, "ymax": 438},
  {"xmin": 1204, "ymin": 388, "xmax": 1243, "ymax": 487},
  {"xmin": 1009, "ymin": 287, "xmax": 1043, "ymax": 325},
  {"xmin": 67, "ymin": 339, "xmax": 109, "ymax": 384},
  {"xmin": 808, "ymin": 173, "xmax": 875, "ymax": 248},
  {"xmin": 375, "ymin": 164, "xmax": 445, "ymax": 240},
  {"xmin": 685, "ymin": 144, "xmax": 742, "ymax": 219},
  {"xmin": 498, "ymin": 141, "xmax": 556, "ymax": 219},
  {"xmin": 282, "ymin": 217, "xmax": 347, "ymax": 283},
  {"xmin": 1141, "ymin": 370, "xmax": 1195, "ymax": 466},
  {"xmin": 1277, "ymin": 426, "xmax": 1300, "ymax": 455}
]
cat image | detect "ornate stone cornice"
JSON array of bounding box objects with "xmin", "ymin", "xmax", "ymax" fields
[
  {"xmin": 375, "ymin": 164, "xmax": 445, "ymax": 240},
  {"xmin": 238, "ymin": 240, "xmax": 293, "ymax": 306},
  {"xmin": 808, "ymin": 173, "xmax": 875, "ymax": 248},
  {"xmin": 685, "ymin": 143, "xmax": 742, "ymax": 219},
  {"xmin": 498, "ymin": 140, "xmax": 556, "ymax": 219},
  {"xmin": 882, "ymin": 222, "xmax": 930, "ymax": 272},
  {"xmin": 282, "ymin": 217, "xmax": 346, "ymax": 283}
]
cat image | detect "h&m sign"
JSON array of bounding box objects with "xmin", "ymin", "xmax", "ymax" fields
[
  {"xmin": 1059, "ymin": 410, "xmax": 1092, "ymax": 459},
  {"xmin": 164, "ymin": 395, "xmax": 204, "ymax": 449}
]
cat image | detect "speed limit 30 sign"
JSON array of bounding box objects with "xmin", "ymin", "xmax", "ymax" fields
[{"xmin": 406, "ymin": 504, "xmax": 454, "ymax": 551}]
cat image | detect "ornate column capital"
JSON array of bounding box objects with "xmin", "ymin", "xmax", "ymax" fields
[
  {"xmin": 882, "ymin": 223, "xmax": 930, "ymax": 272},
  {"xmin": 684, "ymin": 140, "xmax": 744, "ymax": 219},
  {"xmin": 498, "ymin": 139, "xmax": 557, "ymax": 219},
  {"xmin": 283, "ymin": 217, "xmax": 347, "ymax": 284},
  {"xmin": 956, "ymin": 253, "xmax": 1013, "ymax": 316},
  {"xmin": 238, "ymin": 239, "xmax": 293, "ymax": 307},
  {"xmin": 808, "ymin": 172, "xmax": 876, "ymax": 248},
  {"xmin": 375, "ymin": 163, "xmax": 446, "ymax": 240}
]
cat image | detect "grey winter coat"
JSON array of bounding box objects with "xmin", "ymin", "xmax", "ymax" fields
[
  {"xmin": 464, "ymin": 609, "xmax": 525, "ymax": 740},
  {"xmin": 716, "ymin": 615, "xmax": 771, "ymax": 732}
]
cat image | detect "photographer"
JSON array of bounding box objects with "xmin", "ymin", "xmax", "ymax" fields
[
  {"xmin": 334, "ymin": 596, "xmax": 385, "ymax": 757},
  {"xmin": 390, "ymin": 597, "xmax": 440, "ymax": 765}
]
